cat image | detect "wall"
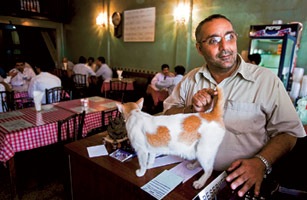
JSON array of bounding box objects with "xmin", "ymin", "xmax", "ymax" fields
[{"xmin": 65, "ymin": 0, "xmax": 307, "ymax": 73}]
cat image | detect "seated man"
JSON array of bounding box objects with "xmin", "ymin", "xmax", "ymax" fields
[
  {"xmin": 95, "ymin": 56, "xmax": 113, "ymax": 81},
  {"xmin": 151, "ymin": 64, "xmax": 175, "ymax": 91},
  {"xmin": 73, "ymin": 56, "xmax": 96, "ymax": 86},
  {"xmin": 28, "ymin": 64, "xmax": 61, "ymax": 104},
  {"xmin": 9, "ymin": 58, "xmax": 36, "ymax": 87},
  {"xmin": 167, "ymin": 65, "xmax": 186, "ymax": 95}
]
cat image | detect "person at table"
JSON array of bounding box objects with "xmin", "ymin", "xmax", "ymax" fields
[
  {"xmin": 28, "ymin": 64, "xmax": 61, "ymax": 104},
  {"xmin": 86, "ymin": 56, "xmax": 97, "ymax": 72},
  {"xmin": 95, "ymin": 56, "xmax": 113, "ymax": 82},
  {"xmin": 150, "ymin": 64, "xmax": 175, "ymax": 91},
  {"xmin": 59, "ymin": 57, "xmax": 74, "ymax": 78},
  {"xmin": 163, "ymin": 14, "xmax": 305, "ymax": 198},
  {"xmin": 73, "ymin": 56, "xmax": 96, "ymax": 86},
  {"xmin": 167, "ymin": 65, "xmax": 186, "ymax": 95},
  {"xmin": 247, "ymin": 53, "xmax": 262, "ymax": 65},
  {"xmin": 8, "ymin": 57, "xmax": 36, "ymax": 87}
]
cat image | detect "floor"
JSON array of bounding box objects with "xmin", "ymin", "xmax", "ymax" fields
[{"xmin": 0, "ymin": 145, "xmax": 68, "ymax": 200}]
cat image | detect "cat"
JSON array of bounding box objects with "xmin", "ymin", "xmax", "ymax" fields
[{"xmin": 115, "ymin": 87, "xmax": 225, "ymax": 189}]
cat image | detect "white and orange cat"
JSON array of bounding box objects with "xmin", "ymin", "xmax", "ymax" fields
[{"xmin": 116, "ymin": 87, "xmax": 225, "ymax": 189}]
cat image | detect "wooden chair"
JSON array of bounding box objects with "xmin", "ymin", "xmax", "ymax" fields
[
  {"xmin": 0, "ymin": 90, "xmax": 15, "ymax": 112},
  {"xmin": 45, "ymin": 86, "xmax": 62, "ymax": 104},
  {"xmin": 45, "ymin": 87, "xmax": 72, "ymax": 104},
  {"xmin": 87, "ymin": 108, "xmax": 119, "ymax": 137},
  {"xmin": 107, "ymin": 80, "xmax": 128, "ymax": 103},
  {"xmin": 57, "ymin": 111, "xmax": 86, "ymax": 143},
  {"xmin": 72, "ymin": 74, "xmax": 87, "ymax": 98}
]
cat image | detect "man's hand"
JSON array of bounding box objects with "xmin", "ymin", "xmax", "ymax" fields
[
  {"xmin": 8, "ymin": 70, "xmax": 18, "ymax": 78},
  {"xmin": 226, "ymin": 158, "xmax": 266, "ymax": 197},
  {"xmin": 192, "ymin": 88, "xmax": 217, "ymax": 112}
]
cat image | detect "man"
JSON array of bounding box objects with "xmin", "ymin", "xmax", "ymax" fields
[
  {"xmin": 86, "ymin": 56, "xmax": 97, "ymax": 72},
  {"xmin": 9, "ymin": 58, "xmax": 36, "ymax": 87},
  {"xmin": 247, "ymin": 53, "xmax": 262, "ymax": 65},
  {"xmin": 95, "ymin": 56, "xmax": 113, "ymax": 81},
  {"xmin": 167, "ymin": 65, "xmax": 185, "ymax": 95},
  {"xmin": 28, "ymin": 64, "xmax": 61, "ymax": 104},
  {"xmin": 163, "ymin": 14, "xmax": 305, "ymax": 197},
  {"xmin": 151, "ymin": 64, "xmax": 175, "ymax": 91},
  {"xmin": 73, "ymin": 56, "xmax": 96, "ymax": 86}
]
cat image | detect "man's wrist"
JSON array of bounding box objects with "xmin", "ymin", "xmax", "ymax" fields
[{"xmin": 255, "ymin": 154, "xmax": 272, "ymax": 175}]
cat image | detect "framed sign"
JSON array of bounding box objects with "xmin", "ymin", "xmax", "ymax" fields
[{"xmin": 123, "ymin": 7, "xmax": 156, "ymax": 42}]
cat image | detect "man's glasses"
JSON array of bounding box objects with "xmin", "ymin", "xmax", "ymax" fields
[{"xmin": 199, "ymin": 32, "xmax": 238, "ymax": 46}]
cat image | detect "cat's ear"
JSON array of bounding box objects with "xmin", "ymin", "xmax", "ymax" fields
[
  {"xmin": 116, "ymin": 102, "xmax": 123, "ymax": 113},
  {"xmin": 136, "ymin": 98, "xmax": 144, "ymax": 109}
]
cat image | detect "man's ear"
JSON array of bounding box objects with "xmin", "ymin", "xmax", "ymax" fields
[{"xmin": 196, "ymin": 43, "xmax": 202, "ymax": 54}]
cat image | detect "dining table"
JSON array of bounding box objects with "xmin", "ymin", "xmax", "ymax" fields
[
  {"xmin": 146, "ymin": 84, "xmax": 169, "ymax": 106},
  {"xmin": 0, "ymin": 96, "xmax": 119, "ymax": 199},
  {"xmin": 101, "ymin": 78, "xmax": 135, "ymax": 97}
]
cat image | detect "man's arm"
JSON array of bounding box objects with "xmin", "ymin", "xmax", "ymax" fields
[{"xmin": 226, "ymin": 133, "xmax": 297, "ymax": 197}]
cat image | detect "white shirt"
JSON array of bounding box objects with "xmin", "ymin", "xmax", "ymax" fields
[
  {"xmin": 96, "ymin": 63, "xmax": 113, "ymax": 81},
  {"xmin": 10, "ymin": 66, "xmax": 36, "ymax": 86},
  {"xmin": 28, "ymin": 72, "xmax": 61, "ymax": 104},
  {"xmin": 151, "ymin": 72, "xmax": 174, "ymax": 91}
]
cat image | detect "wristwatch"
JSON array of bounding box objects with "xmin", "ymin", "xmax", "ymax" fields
[{"xmin": 255, "ymin": 154, "xmax": 272, "ymax": 175}]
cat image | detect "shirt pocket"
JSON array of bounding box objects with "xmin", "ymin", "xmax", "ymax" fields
[{"xmin": 224, "ymin": 100, "xmax": 266, "ymax": 135}]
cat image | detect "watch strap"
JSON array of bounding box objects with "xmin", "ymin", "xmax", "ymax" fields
[{"xmin": 255, "ymin": 154, "xmax": 272, "ymax": 175}]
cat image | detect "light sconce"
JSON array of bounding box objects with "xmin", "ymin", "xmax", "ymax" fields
[
  {"xmin": 173, "ymin": 2, "xmax": 189, "ymax": 24},
  {"xmin": 96, "ymin": 12, "xmax": 107, "ymax": 27}
]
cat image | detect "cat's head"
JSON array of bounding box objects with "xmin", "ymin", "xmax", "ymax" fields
[{"xmin": 116, "ymin": 98, "xmax": 144, "ymax": 120}]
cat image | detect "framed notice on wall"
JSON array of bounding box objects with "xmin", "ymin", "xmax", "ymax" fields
[{"xmin": 123, "ymin": 7, "xmax": 156, "ymax": 42}]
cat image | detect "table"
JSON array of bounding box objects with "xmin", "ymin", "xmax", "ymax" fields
[
  {"xmin": 54, "ymin": 96, "xmax": 119, "ymax": 135},
  {"xmin": 146, "ymin": 84, "xmax": 169, "ymax": 106},
  {"xmin": 0, "ymin": 106, "xmax": 75, "ymax": 163},
  {"xmin": 0, "ymin": 96, "xmax": 118, "ymax": 199},
  {"xmin": 101, "ymin": 78, "xmax": 135, "ymax": 95},
  {"xmin": 64, "ymin": 132, "xmax": 221, "ymax": 200}
]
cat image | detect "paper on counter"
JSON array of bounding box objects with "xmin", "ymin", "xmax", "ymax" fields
[
  {"xmin": 148, "ymin": 155, "xmax": 184, "ymax": 169},
  {"xmin": 169, "ymin": 160, "xmax": 202, "ymax": 183},
  {"xmin": 141, "ymin": 170, "xmax": 183, "ymax": 200},
  {"xmin": 87, "ymin": 144, "xmax": 108, "ymax": 158}
]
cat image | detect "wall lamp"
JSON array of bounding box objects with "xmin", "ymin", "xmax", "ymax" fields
[
  {"xmin": 96, "ymin": 12, "xmax": 107, "ymax": 27},
  {"xmin": 173, "ymin": 2, "xmax": 190, "ymax": 24}
]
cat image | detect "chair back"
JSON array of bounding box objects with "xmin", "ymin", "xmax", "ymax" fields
[
  {"xmin": 107, "ymin": 80, "xmax": 128, "ymax": 103},
  {"xmin": 45, "ymin": 86, "xmax": 62, "ymax": 104},
  {"xmin": 72, "ymin": 74, "xmax": 87, "ymax": 98},
  {"xmin": 0, "ymin": 90, "xmax": 15, "ymax": 112},
  {"xmin": 57, "ymin": 111, "xmax": 86, "ymax": 143},
  {"xmin": 72, "ymin": 74, "xmax": 87, "ymax": 88},
  {"xmin": 45, "ymin": 86, "xmax": 72, "ymax": 104}
]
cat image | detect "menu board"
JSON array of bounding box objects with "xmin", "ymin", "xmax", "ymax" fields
[{"xmin": 124, "ymin": 7, "xmax": 156, "ymax": 42}]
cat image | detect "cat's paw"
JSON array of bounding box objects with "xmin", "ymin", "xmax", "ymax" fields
[
  {"xmin": 136, "ymin": 169, "xmax": 146, "ymax": 177},
  {"xmin": 193, "ymin": 180, "xmax": 205, "ymax": 189}
]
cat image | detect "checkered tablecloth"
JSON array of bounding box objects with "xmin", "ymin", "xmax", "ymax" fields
[
  {"xmin": 101, "ymin": 78, "xmax": 134, "ymax": 93},
  {"xmin": 0, "ymin": 97, "xmax": 118, "ymax": 164},
  {"xmin": 0, "ymin": 106, "xmax": 75, "ymax": 163}
]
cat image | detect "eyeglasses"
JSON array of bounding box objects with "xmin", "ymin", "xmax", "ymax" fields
[{"xmin": 199, "ymin": 32, "xmax": 238, "ymax": 46}]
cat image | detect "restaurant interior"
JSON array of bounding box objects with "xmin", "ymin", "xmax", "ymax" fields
[{"xmin": 1, "ymin": 0, "xmax": 307, "ymax": 199}]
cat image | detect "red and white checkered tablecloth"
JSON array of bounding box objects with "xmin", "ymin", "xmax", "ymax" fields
[
  {"xmin": 0, "ymin": 97, "xmax": 118, "ymax": 164},
  {"xmin": 0, "ymin": 106, "xmax": 75, "ymax": 163}
]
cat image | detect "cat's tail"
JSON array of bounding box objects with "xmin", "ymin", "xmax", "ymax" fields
[{"xmin": 200, "ymin": 86, "xmax": 224, "ymax": 121}]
